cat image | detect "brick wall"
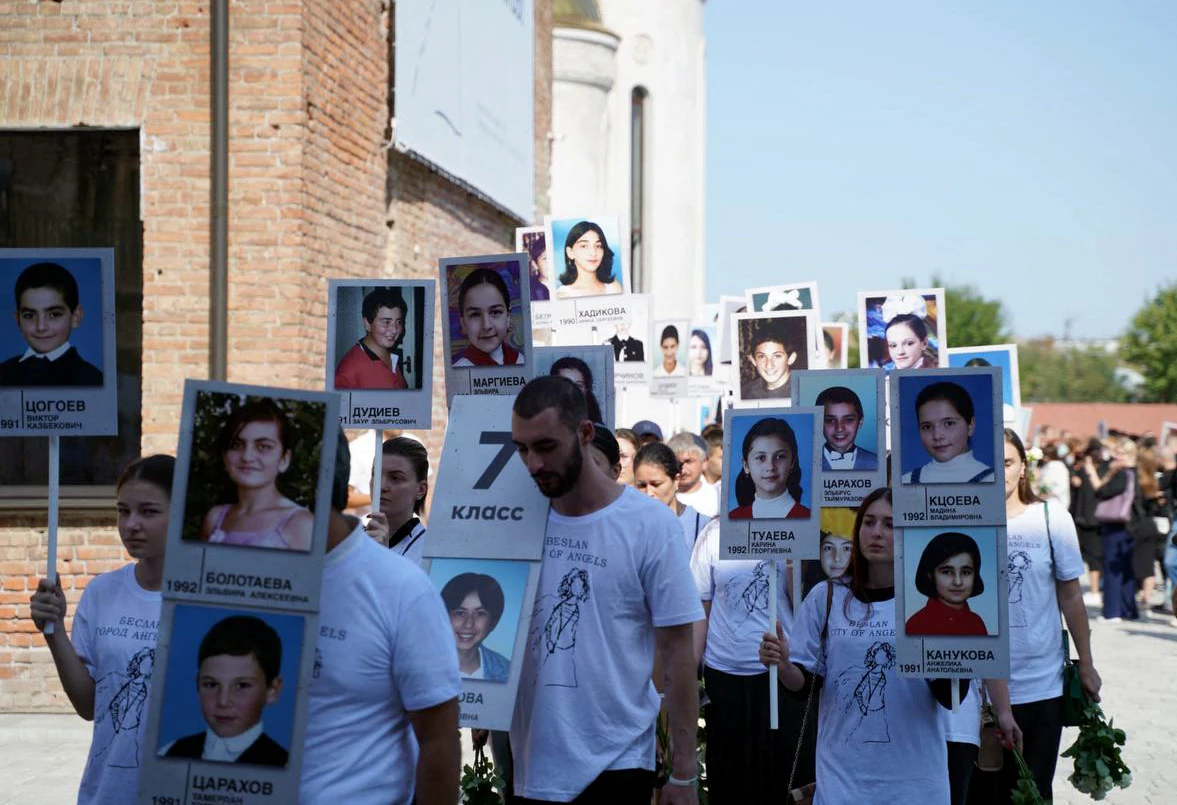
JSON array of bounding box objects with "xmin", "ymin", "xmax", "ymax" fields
[{"xmin": 0, "ymin": 0, "xmax": 552, "ymax": 711}]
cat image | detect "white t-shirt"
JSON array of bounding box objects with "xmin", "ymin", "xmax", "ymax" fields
[
  {"xmin": 676, "ymin": 505, "xmax": 707, "ymax": 553},
  {"xmin": 300, "ymin": 523, "xmax": 461, "ymax": 803},
  {"xmin": 390, "ymin": 519, "xmax": 427, "ymax": 566},
  {"xmin": 677, "ymin": 479, "xmax": 719, "ymax": 518},
  {"xmin": 690, "ymin": 519, "xmax": 792, "ymax": 674},
  {"xmin": 790, "ymin": 582, "xmax": 950, "ymax": 804},
  {"xmin": 510, "ymin": 486, "xmax": 704, "ymax": 802},
  {"xmin": 1006, "ymin": 500, "xmax": 1084, "ymax": 705},
  {"xmin": 943, "ymin": 681, "xmax": 981, "ymax": 746},
  {"xmin": 901, "ymin": 451, "xmax": 994, "ymax": 484},
  {"xmin": 70, "ymin": 563, "xmax": 161, "ymax": 805}
]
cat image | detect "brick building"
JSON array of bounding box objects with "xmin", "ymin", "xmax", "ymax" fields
[{"xmin": 0, "ymin": 0, "xmax": 553, "ymax": 711}]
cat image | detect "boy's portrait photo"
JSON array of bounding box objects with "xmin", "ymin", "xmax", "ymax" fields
[
  {"xmin": 897, "ymin": 373, "xmax": 998, "ymax": 485},
  {"xmin": 859, "ymin": 289, "xmax": 946, "ymax": 372},
  {"xmin": 604, "ymin": 314, "xmax": 646, "ymax": 364},
  {"xmin": 794, "ymin": 372, "xmax": 882, "ymax": 473},
  {"xmin": 821, "ymin": 323, "xmax": 849, "ymax": 369},
  {"xmin": 444, "ymin": 259, "xmax": 528, "ymax": 368},
  {"xmin": 745, "ymin": 281, "xmax": 819, "ymax": 315},
  {"xmin": 545, "ymin": 214, "xmax": 627, "ymax": 300},
  {"xmin": 651, "ymin": 321, "xmax": 688, "ymax": 378},
  {"xmin": 733, "ymin": 312, "xmax": 813, "ymax": 403},
  {"xmin": 947, "ymin": 344, "xmax": 1020, "ymax": 423},
  {"xmin": 428, "ymin": 558, "xmax": 530, "ymax": 684},
  {"xmin": 0, "ymin": 257, "xmax": 104, "ymax": 387},
  {"xmin": 902, "ymin": 527, "xmax": 999, "ymax": 637},
  {"xmin": 181, "ymin": 391, "xmax": 327, "ymax": 552},
  {"xmin": 534, "ymin": 346, "xmax": 613, "ymax": 427},
  {"xmin": 726, "ymin": 411, "xmax": 815, "ymax": 520},
  {"xmin": 331, "ymin": 284, "xmax": 427, "ymax": 391},
  {"xmin": 159, "ymin": 605, "xmax": 305, "ymax": 767}
]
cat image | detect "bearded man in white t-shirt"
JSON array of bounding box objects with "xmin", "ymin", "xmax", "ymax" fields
[
  {"xmin": 667, "ymin": 432, "xmax": 719, "ymax": 518},
  {"xmin": 508, "ymin": 376, "xmax": 704, "ymax": 804},
  {"xmin": 299, "ymin": 431, "xmax": 462, "ymax": 804}
]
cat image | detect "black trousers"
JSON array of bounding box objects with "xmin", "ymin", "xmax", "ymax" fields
[
  {"xmin": 511, "ymin": 769, "xmax": 656, "ymax": 805},
  {"xmin": 947, "ymin": 741, "xmax": 977, "ymax": 805},
  {"xmin": 990, "ymin": 696, "xmax": 1063, "ymax": 803},
  {"xmin": 702, "ymin": 665, "xmax": 817, "ymax": 802}
]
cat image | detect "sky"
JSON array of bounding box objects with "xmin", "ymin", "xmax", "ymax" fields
[{"xmin": 704, "ymin": 2, "xmax": 1177, "ymax": 340}]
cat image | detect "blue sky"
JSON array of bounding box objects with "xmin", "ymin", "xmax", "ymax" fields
[{"xmin": 704, "ymin": 2, "xmax": 1177, "ymax": 339}]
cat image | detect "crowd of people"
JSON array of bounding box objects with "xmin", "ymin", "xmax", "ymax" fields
[{"xmin": 32, "ymin": 375, "xmax": 1171, "ymax": 804}]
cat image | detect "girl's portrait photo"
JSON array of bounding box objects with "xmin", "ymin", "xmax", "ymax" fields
[
  {"xmin": 445, "ymin": 261, "xmax": 527, "ymax": 368},
  {"xmin": 429, "ymin": 558, "xmax": 530, "ymax": 685},
  {"xmin": 546, "ymin": 216, "xmax": 626, "ymax": 300},
  {"xmin": 652, "ymin": 322, "xmax": 688, "ymax": 378},
  {"xmin": 859, "ymin": 290, "xmax": 945, "ymax": 371},
  {"xmin": 946, "ymin": 344, "xmax": 1021, "ymax": 423},
  {"xmin": 904, "ymin": 529, "xmax": 997, "ymax": 636},
  {"xmin": 515, "ymin": 226, "xmax": 552, "ymax": 302},
  {"xmin": 898, "ymin": 377, "xmax": 997, "ymax": 485},
  {"xmin": 182, "ymin": 392, "xmax": 326, "ymax": 553},
  {"xmin": 727, "ymin": 413, "xmax": 814, "ymax": 520},
  {"xmin": 688, "ymin": 327, "xmax": 714, "ymax": 378},
  {"xmin": 538, "ymin": 351, "xmax": 607, "ymax": 425}
]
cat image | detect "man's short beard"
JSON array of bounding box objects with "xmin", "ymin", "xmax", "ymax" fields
[{"xmin": 535, "ymin": 443, "xmax": 584, "ymax": 499}]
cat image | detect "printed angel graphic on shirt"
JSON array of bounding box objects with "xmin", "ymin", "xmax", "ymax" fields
[
  {"xmin": 830, "ymin": 641, "xmax": 895, "ymax": 745},
  {"xmin": 1008, "ymin": 551, "xmax": 1031, "ymax": 628},
  {"xmin": 529, "ymin": 568, "xmax": 591, "ymax": 688},
  {"xmin": 88, "ymin": 647, "xmax": 154, "ymax": 770},
  {"xmin": 721, "ymin": 561, "xmax": 770, "ymax": 626}
]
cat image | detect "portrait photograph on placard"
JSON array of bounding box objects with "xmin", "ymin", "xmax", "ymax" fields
[
  {"xmin": 858, "ymin": 289, "xmax": 946, "ymax": 372},
  {"xmin": 716, "ymin": 295, "xmax": 745, "ymax": 365},
  {"xmin": 515, "ymin": 226, "xmax": 553, "ymax": 302},
  {"xmin": 687, "ymin": 325, "xmax": 715, "ymax": 379},
  {"xmin": 180, "ymin": 390, "xmax": 328, "ymax": 552},
  {"xmin": 0, "ymin": 254, "xmax": 107, "ymax": 387},
  {"xmin": 745, "ymin": 281, "xmax": 820, "ymax": 315},
  {"xmin": 725, "ymin": 411, "xmax": 815, "ymax": 520},
  {"xmin": 428, "ymin": 557, "xmax": 530, "ymax": 684},
  {"xmin": 652, "ymin": 321, "xmax": 689, "ymax": 379},
  {"xmin": 330, "ymin": 283, "xmax": 427, "ymax": 391},
  {"xmin": 444, "ymin": 258, "xmax": 528, "ymax": 368},
  {"xmin": 947, "ymin": 344, "xmax": 1021, "ymax": 423},
  {"xmin": 799, "ymin": 507, "xmax": 857, "ymax": 598},
  {"xmin": 733, "ymin": 311, "xmax": 814, "ymax": 403},
  {"xmin": 902, "ymin": 527, "xmax": 1000, "ymax": 637},
  {"xmin": 793, "ymin": 370, "xmax": 883, "ymax": 473},
  {"xmin": 157, "ymin": 604, "xmax": 305, "ymax": 767},
  {"xmin": 534, "ymin": 345, "xmax": 613, "ymax": 428},
  {"xmin": 545, "ymin": 214, "xmax": 627, "ymax": 300},
  {"xmin": 821, "ymin": 323, "xmax": 849, "ymax": 370},
  {"xmin": 896, "ymin": 372, "xmax": 998, "ymax": 486}
]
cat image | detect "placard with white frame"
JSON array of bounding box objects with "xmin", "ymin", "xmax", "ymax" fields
[
  {"xmin": 792, "ymin": 369, "xmax": 886, "ymax": 507},
  {"xmin": 946, "ymin": 344, "xmax": 1021, "ymax": 424},
  {"xmin": 731, "ymin": 310, "xmax": 819, "ymax": 407},
  {"xmin": 858, "ymin": 288, "xmax": 947, "ymax": 373},
  {"xmin": 327, "ymin": 279, "xmax": 434, "ymax": 430},
  {"xmin": 0, "ymin": 248, "xmax": 118, "ymax": 436},
  {"xmin": 439, "ymin": 253, "xmax": 534, "ymax": 405},
  {"xmin": 423, "ymin": 395, "xmax": 549, "ymax": 729},
  {"xmin": 534, "ymin": 345, "xmax": 615, "ymax": 429},
  {"xmin": 890, "ymin": 367, "xmax": 1005, "ymax": 527},
  {"xmin": 650, "ymin": 319, "xmax": 690, "ymax": 399},
  {"xmin": 719, "ymin": 406, "xmax": 822, "ymax": 560}
]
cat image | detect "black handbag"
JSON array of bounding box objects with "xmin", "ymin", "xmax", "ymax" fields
[{"xmin": 1045, "ymin": 504, "xmax": 1090, "ymax": 727}]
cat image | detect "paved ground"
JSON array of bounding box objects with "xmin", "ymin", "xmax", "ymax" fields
[{"xmin": 2, "ymin": 598, "xmax": 1173, "ymax": 804}]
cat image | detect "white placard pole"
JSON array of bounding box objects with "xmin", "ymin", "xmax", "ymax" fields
[
  {"xmin": 951, "ymin": 679, "xmax": 960, "ymax": 713},
  {"xmin": 370, "ymin": 428, "xmax": 383, "ymax": 514},
  {"xmin": 768, "ymin": 560, "xmax": 778, "ymax": 730},
  {"xmin": 44, "ymin": 435, "xmax": 60, "ymax": 635}
]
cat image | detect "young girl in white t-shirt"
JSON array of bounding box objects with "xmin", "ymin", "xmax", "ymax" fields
[
  {"xmin": 759, "ymin": 487, "xmax": 1019, "ymax": 804},
  {"xmin": 28, "ymin": 454, "xmax": 174, "ymax": 805}
]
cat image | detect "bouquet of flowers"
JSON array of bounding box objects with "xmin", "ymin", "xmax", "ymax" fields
[
  {"xmin": 1061, "ymin": 699, "xmax": 1131, "ymax": 800},
  {"xmin": 460, "ymin": 746, "xmax": 504, "ymax": 805}
]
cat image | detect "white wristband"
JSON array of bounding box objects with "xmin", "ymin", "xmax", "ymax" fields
[{"xmin": 666, "ymin": 774, "xmax": 697, "ymax": 787}]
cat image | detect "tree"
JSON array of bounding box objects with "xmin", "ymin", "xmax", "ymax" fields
[
  {"xmin": 1019, "ymin": 339, "xmax": 1129, "ymax": 403},
  {"xmin": 1120, "ymin": 283, "xmax": 1177, "ymax": 402},
  {"xmin": 903, "ymin": 275, "xmax": 1011, "ymax": 348}
]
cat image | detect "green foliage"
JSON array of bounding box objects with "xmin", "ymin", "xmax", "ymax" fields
[
  {"xmin": 1019, "ymin": 340, "xmax": 1129, "ymax": 403},
  {"xmin": 1120, "ymin": 283, "xmax": 1177, "ymax": 402},
  {"xmin": 1061, "ymin": 700, "xmax": 1131, "ymax": 800},
  {"xmin": 903, "ymin": 274, "xmax": 1011, "ymax": 348},
  {"xmin": 459, "ymin": 746, "xmax": 504, "ymax": 804},
  {"xmin": 1010, "ymin": 746, "xmax": 1050, "ymax": 804},
  {"xmin": 182, "ymin": 392, "xmax": 328, "ymax": 541}
]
